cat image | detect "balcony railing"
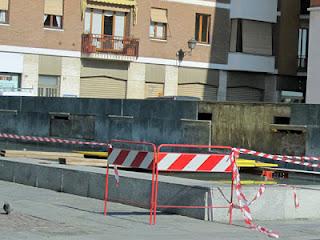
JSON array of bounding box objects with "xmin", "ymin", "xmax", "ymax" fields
[{"xmin": 82, "ymin": 34, "xmax": 139, "ymax": 58}]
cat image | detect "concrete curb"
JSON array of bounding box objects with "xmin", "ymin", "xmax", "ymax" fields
[{"xmin": 1, "ymin": 157, "xmax": 320, "ymax": 221}]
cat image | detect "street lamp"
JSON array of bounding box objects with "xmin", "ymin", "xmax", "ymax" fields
[{"xmin": 176, "ymin": 38, "xmax": 197, "ymax": 61}]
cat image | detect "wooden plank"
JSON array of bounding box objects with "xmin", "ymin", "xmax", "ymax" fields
[
  {"xmin": 2, "ymin": 150, "xmax": 84, "ymax": 158},
  {"xmin": 59, "ymin": 157, "xmax": 108, "ymax": 167},
  {"xmin": 74, "ymin": 151, "xmax": 108, "ymax": 158}
]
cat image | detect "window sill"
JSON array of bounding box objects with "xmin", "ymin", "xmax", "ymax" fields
[
  {"xmin": 44, "ymin": 28, "xmax": 64, "ymax": 32},
  {"xmin": 0, "ymin": 23, "xmax": 10, "ymax": 26},
  {"xmin": 150, "ymin": 38, "xmax": 167, "ymax": 43}
]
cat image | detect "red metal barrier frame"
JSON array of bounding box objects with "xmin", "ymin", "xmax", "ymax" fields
[
  {"xmin": 103, "ymin": 139, "xmax": 157, "ymax": 225},
  {"xmin": 153, "ymin": 144, "xmax": 235, "ymax": 225}
]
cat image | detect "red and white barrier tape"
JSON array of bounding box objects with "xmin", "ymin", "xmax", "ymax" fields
[
  {"xmin": 218, "ymin": 184, "xmax": 266, "ymax": 209},
  {"xmin": 293, "ymin": 187, "xmax": 300, "ymax": 209},
  {"xmin": 248, "ymin": 184, "xmax": 266, "ymax": 206},
  {"xmin": 232, "ymin": 151, "xmax": 279, "ymax": 238},
  {"xmin": 0, "ymin": 133, "xmax": 107, "ymax": 146},
  {"xmin": 114, "ymin": 165, "xmax": 120, "ymax": 187},
  {"xmin": 237, "ymin": 148, "xmax": 320, "ymax": 168}
]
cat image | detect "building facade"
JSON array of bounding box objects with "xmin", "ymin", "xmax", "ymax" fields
[
  {"xmin": 306, "ymin": 0, "xmax": 320, "ymax": 103},
  {"xmin": 0, "ymin": 0, "xmax": 310, "ymax": 102}
]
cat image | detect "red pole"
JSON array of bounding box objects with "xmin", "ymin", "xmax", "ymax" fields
[
  {"xmin": 104, "ymin": 164, "xmax": 109, "ymax": 216},
  {"xmin": 229, "ymin": 152, "xmax": 235, "ymax": 224},
  {"xmin": 154, "ymin": 160, "xmax": 159, "ymax": 224},
  {"xmin": 150, "ymin": 148, "xmax": 156, "ymax": 225}
]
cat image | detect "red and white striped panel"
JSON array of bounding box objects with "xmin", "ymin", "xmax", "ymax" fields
[
  {"xmin": 157, "ymin": 153, "xmax": 232, "ymax": 172},
  {"xmin": 108, "ymin": 148, "xmax": 154, "ymax": 169}
]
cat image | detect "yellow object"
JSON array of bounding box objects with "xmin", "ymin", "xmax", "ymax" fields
[
  {"xmin": 81, "ymin": 0, "xmax": 87, "ymax": 19},
  {"xmin": 75, "ymin": 151, "xmax": 108, "ymax": 158},
  {"xmin": 236, "ymin": 159, "xmax": 278, "ymax": 168},
  {"xmin": 219, "ymin": 180, "xmax": 277, "ymax": 185},
  {"xmin": 90, "ymin": 0, "xmax": 136, "ymax": 6}
]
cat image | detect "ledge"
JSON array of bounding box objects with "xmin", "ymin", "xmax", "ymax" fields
[{"xmin": 270, "ymin": 124, "xmax": 308, "ymax": 133}]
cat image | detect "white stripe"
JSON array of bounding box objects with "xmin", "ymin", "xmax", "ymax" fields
[
  {"xmin": 0, "ymin": 45, "xmax": 81, "ymax": 58},
  {"xmin": 212, "ymin": 155, "xmax": 231, "ymax": 172},
  {"xmin": 122, "ymin": 150, "xmax": 138, "ymax": 167},
  {"xmin": 136, "ymin": 57, "xmax": 228, "ymax": 71},
  {"xmin": 182, "ymin": 154, "xmax": 210, "ymax": 171},
  {"xmin": 162, "ymin": 0, "xmax": 230, "ymax": 9},
  {"xmin": 107, "ymin": 148, "xmax": 122, "ymax": 164},
  {"xmin": 139, "ymin": 152, "xmax": 155, "ymax": 169},
  {"xmin": 157, "ymin": 153, "xmax": 181, "ymax": 170}
]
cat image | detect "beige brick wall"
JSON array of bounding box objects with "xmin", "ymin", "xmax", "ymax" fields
[
  {"xmin": 0, "ymin": 0, "xmax": 82, "ymax": 51},
  {"xmin": 133, "ymin": 0, "xmax": 230, "ymax": 64},
  {"xmin": 22, "ymin": 54, "xmax": 39, "ymax": 96}
]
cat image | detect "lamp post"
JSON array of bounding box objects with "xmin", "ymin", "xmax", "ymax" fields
[{"xmin": 176, "ymin": 38, "xmax": 197, "ymax": 61}]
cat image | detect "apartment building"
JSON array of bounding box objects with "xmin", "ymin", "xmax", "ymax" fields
[
  {"xmin": 0, "ymin": 0, "xmax": 82, "ymax": 97},
  {"xmin": 0, "ymin": 0, "xmax": 311, "ymax": 102},
  {"xmin": 306, "ymin": 0, "xmax": 320, "ymax": 103},
  {"xmin": 80, "ymin": 0, "xmax": 278, "ymax": 101}
]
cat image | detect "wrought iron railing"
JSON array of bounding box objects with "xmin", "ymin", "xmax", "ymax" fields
[{"xmin": 82, "ymin": 34, "xmax": 139, "ymax": 58}]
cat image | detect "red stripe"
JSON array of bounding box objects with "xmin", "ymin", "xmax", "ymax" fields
[
  {"xmin": 131, "ymin": 151, "xmax": 148, "ymax": 168},
  {"xmin": 113, "ymin": 150, "xmax": 130, "ymax": 165},
  {"xmin": 197, "ymin": 155, "xmax": 225, "ymax": 172},
  {"xmin": 167, "ymin": 154, "xmax": 195, "ymax": 171}
]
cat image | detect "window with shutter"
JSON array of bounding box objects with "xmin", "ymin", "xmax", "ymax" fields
[
  {"xmin": 43, "ymin": 0, "xmax": 64, "ymax": 29},
  {"xmin": 0, "ymin": 0, "xmax": 9, "ymax": 24}
]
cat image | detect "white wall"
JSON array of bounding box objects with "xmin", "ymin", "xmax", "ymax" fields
[
  {"xmin": 230, "ymin": 0, "xmax": 278, "ymax": 23},
  {"xmin": 0, "ymin": 52, "xmax": 23, "ymax": 73},
  {"xmin": 127, "ymin": 62, "xmax": 146, "ymax": 99},
  {"xmin": 22, "ymin": 54, "xmax": 39, "ymax": 96},
  {"xmin": 228, "ymin": 53, "xmax": 275, "ymax": 73},
  {"xmin": 306, "ymin": 7, "xmax": 320, "ymax": 104},
  {"xmin": 60, "ymin": 57, "xmax": 81, "ymax": 97}
]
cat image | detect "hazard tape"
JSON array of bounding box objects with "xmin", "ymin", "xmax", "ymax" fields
[
  {"xmin": 232, "ymin": 150, "xmax": 279, "ymax": 238},
  {"xmin": 237, "ymin": 148, "xmax": 320, "ymax": 168},
  {"xmin": 114, "ymin": 165, "xmax": 120, "ymax": 187},
  {"xmin": 293, "ymin": 187, "xmax": 299, "ymax": 209},
  {"xmin": 0, "ymin": 133, "xmax": 107, "ymax": 146},
  {"xmin": 248, "ymin": 184, "xmax": 266, "ymax": 206},
  {"xmin": 218, "ymin": 184, "xmax": 265, "ymax": 209}
]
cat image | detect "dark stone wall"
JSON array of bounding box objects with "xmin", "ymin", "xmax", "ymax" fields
[{"xmin": 0, "ymin": 97, "xmax": 209, "ymax": 151}]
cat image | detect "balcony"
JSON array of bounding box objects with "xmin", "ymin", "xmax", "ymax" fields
[{"xmin": 81, "ymin": 34, "xmax": 139, "ymax": 61}]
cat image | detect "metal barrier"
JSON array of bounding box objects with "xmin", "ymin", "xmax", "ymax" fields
[
  {"xmin": 103, "ymin": 139, "xmax": 157, "ymax": 225},
  {"xmin": 152, "ymin": 144, "xmax": 235, "ymax": 225}
]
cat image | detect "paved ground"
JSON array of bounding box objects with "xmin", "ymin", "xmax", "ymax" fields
[{"xmin": 0, "ymin": 181, "xmax": 320, "ymax": 240}]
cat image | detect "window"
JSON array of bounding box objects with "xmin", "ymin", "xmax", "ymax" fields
[
  {"xmin": 38, "ymin": 75, "xmax": 60, "ymax": 97},
  {"xmin": 44, "ymin": 15, "xmax": 62, "ymax": 28},
  {"xmin": 84, "ymin": 9, "xmax": 128, "ymax": 37},
  {"xmin": 195, "ymin": 13, "xmax": 211, "ymax": 44},
  {"xmin": 297, "ymin": 28, "xmax": 309, "ymax": 71},
  {"xmin": 0, "ymin": 73, "xmax": 20, "ymax": 90},
  {"xmin": 230, "ymin": 19, "xmax": 273, "ymax": 56},
  {"xmin": 0, "ymin": 0, "xmax": 9, "ymax": 24},
  {"xmin": 44, "ymin": 0, "xmax": 63, "ymax": 29},
  {"xmin": 150, "ymin": 8, "xmax": 167, "ymax": 40}
]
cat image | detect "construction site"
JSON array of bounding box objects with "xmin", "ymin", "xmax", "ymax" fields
[
  {"xmin": 1, "ymin": 0, "xmax": 320, "ymax": 238},
  {"xmin": 0, "ymin": 96, "xmax": 320, "ymax": 239}
]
